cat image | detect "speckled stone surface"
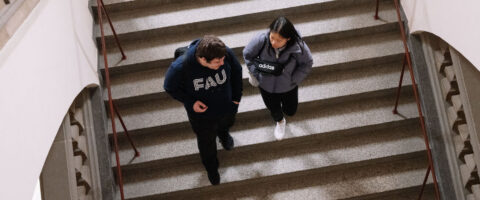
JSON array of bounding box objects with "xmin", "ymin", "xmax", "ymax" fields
[
  {"xmin": 98, "ymin": 0, "xmax": 335, "ymax": 37},
  {"xmin": 113, "ymin": 59, "xmax": 415, "ymax": 168},
  {"xmin": 106, "ymin": 29, "xmax": 403, "ymax": 102},
  {"xmin": 120, "ymin": 152, "xmax": 430, "ymax": 199},
  {"xmin": 114, "ymin": 91, "xmax": 418, "ymax": 168},
  {"xmin": 100, "ymin": 1, "xmax": 398, "ymax": 71},
  {"xmin": 188, "ymin": 157, "xmax": 433, "ymax": 200},
  {"xmin": 106, "ymin": 58, "xmax": 410, "ymax": 134},
  {"xmin": 198, "ymin": 160, "xmax": 433, "ymax": 200},
  {"xmin": 96, "ymin": 0, "xmax": 433, "ymax": 199}
]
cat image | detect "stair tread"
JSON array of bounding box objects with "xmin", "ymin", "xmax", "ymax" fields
[
  {"xmin": 195, "ymin": 160, "xmax": 432, "ymax": 200},
  {"xmin": 107, "ymin": 59, "xmax": 412, "ymax": 134},
  {"xmin": 121, "ymin": 151, "xmax": 428, "ymax": 199},
  {"xmin": 100, "ymin": 2, "xmax": 398, "ymax": 71},
  {"xmin": 94, "ymin": 0, "xmax": 431, "ymax": 199},
  {"xmin": 341, "ymin": 185, "xmax": 436, "ymax": 200},
  {"xmin": 105, "ymin": 30, "xmax": 404, "ymax": 103},
  {"xmin": 94, "ymin": 0, "xmax": 202, "ymax": 12},
  {"xmin": 97, "ymin": 0, "xmax": 375, "ymax": 38},
  {"xmin": 114, "ymin": 88, "xmax": 417, "ymax": 168}
]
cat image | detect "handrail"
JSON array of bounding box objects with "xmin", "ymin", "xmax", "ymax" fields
[
  {"xmin": 99, "ymin": 0, "xmax": 126, "ymax": 60},
  {"xmin": 375, "ymin": 0, "xmax": 441, "ymax": 199},
  {"xmin": 95, "ymin": 1, "xmax": 139, "ymax": 200}
]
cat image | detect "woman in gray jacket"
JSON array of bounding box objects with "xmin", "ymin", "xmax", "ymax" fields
[{"xmin": 243, "ymin": 16, "xmax": 313, "ymax": 140}]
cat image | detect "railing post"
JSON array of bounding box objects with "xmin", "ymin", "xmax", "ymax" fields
[
  {"xmin": 418, "ymin": 165, "xmax": 431, "ymax": 200},
  {"xmin": 99, "ymin": 0, "xmax": 126, "ymax": 60},
  {"xmin": 374, "ymin": 0, "xmax": 380, "ymax": 20},
  {"xmin": 393, "ymin": 55, "xmax": 407, "ymax": 114},
  {"xmin": 113, "ymin": 101, "xmax": 140, "ymax": 157}
]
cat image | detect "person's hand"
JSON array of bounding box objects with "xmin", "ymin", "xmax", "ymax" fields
[
  {"xmin": 233, "ymin": 101, "xmax": 239, "ymax": 105},
  {"xmin": 193, "ymin": 101, "xmax": 208, "ymax": 113},
  {"xmin": 248, "ymin": 72, "xmax": 259, "ymax": 87}
]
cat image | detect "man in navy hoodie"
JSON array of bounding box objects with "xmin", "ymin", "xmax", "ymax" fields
[{"xmin": 164, "ymin": 35, "xmax": 243, "ymax": 185}]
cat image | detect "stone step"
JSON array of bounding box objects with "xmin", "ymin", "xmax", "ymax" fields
[
  {"xmin": 95, "ymin": 0, "xmax": 387, "ymax": 41},
  {"xmin": 113, "ymin": 86, "xmax": 417, "ymax": 168},
  {"xmin": 92, "ymin": 0, "xmax": 203, "ymax": 14},
  {"xmin": 188, "ymin": 171, "xmax": 434, "ymax": 200},
  {"xmin": 106, "ymin": 57, "xmax": 412, "ymax": 135},
  {"xmin": 341, "ymin": 184, "xmax": 435, "ymax": 200},
  {"xmin": 99, "ymin": 0, "xmax": 399, "ymax": 74},
  {"xmin": 120, "ymin": 150, "xmax": 428, "ymax": 199},
  {"xmin": 93, "ymin": 0, "xmax": 429, "ymax": 199},
  {"xmin": 105, "ymin": 30, "xmax": 403, "ymax": 106},
  {"xmin": 105, "ymin": 29, "xmax": 404, "ymax": 107},
  {"xmin": 107, "ymin": 52, "xmax": 404, "ymax": 106}
]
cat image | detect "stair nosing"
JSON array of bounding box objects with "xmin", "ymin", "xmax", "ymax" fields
[
  {"xmin": 340, "ymin": 184, "xmax": 435, "ymax": 200},
  {"xmin": 115, "ymin": 116, "xmax": 421, "ymax": 170},
  {"xmin": 104, "ymin": 51, "xmax": 405, "ymax": 105},
  {"xmin": 99, "ymin": 21, "xmax": 401, "ymax": 73},
  {"xmin": 124, "ymin": 150, "xmax": 427, "ymax": 200},
  {"xmin": 111, "ymin": 86, "xmax": 417, "ymax": 170},
  {"xmin": 106, "ymin": 81, "xmax": 414, "ymax": 136},
  {"xmin": 95, "ymin": 0, "xmax": 381, "ymax": 39}
]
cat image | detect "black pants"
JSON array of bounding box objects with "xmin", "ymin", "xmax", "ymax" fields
[
  {"xmin": 260, "ymin": 86, "xmax": 298, "ymax": 122},
  {"xmin": 187, "ymin": 112, "xmax": 236, "ymax": 173}
]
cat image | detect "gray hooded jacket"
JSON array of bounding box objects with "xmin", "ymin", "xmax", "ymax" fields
[{"xmin": 243, "ymin": 31, "xmax": 313, "ymax": 93}]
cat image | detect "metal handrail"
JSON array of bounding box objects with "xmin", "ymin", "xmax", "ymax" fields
[
  {"xmin": 95, "ymin": 1, "xmax": 139, "ymax": 200},
  {"xmin": 375, "ymin": 0, "xmax": 441, "ymax": 199}
]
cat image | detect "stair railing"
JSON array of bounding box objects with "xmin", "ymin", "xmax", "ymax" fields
[
  {"xmin": 95, "ymin": 1, "xmax": 140, "ymax": 200},
  {"xmin": 375, "ymin": 1, "xmax": 440, "ymax": 199}
]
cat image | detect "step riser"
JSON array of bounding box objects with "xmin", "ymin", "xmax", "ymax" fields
[
  {"xmin": 93, "ymin": 0, "xmax": 222, "ymax": 17},
  {"xmin": 117, "ymin": 117, "xmax": 421, "ymax": 172},
  {"xmin": 342, "ymin": 184, "xmax": 435, "ymax": 200},
  {"xmin": 107, "ymin": 52, "xmax": 404, "ymax": 106},
  {"xmin": 98, "ymin": 1, "xmax": 401, "ymax": 70},
  {"xmin": 93, "ymin": 0, "xmax": 427, "ymax": 199},
  {"xmin": 108, "ymin": 85, "xmax": 414, "ymax": 137},
  {"xmin": 111, "ymin": 86, "xmax": 417, "ymax": 171},
  {"xmin": 105, "ymin": 30, "xmax": 407, "ymax": 131},
  {"xmin": 127, "ymin": 152, "xmax": 427, "ymax": 200},
  {"xmin": 96, "ymin": 0, "xmax": 377, "ymax": 43},
  {"xmin": 100, "ymin": 22, "xmax": 399, "ymax": 75},
  {"xmin": 235, "ymin": 85, "xmax": 412, "ymax": 125},
  {"xmin": 97, "ymin": 0, "xmax": 395, "ymax": 16}
]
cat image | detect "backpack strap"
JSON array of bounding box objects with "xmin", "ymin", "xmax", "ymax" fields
[{"xmin": 256, "ymin": 35, "xmax": 267, "ymax": 59}]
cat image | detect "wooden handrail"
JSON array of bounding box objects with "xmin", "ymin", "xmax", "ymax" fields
[
  {"xmin": 95, "ymin": 1, "xmax": 138, "ymax": 199},
  {"xmin": 375, "ymin": 0, "xmax": 441, "ymax": 199}
]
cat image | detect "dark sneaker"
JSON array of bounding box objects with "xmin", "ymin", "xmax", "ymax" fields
[
  {"xmin": 207, "ymin": 170, "xmax": 220, "ymax": 185},
  {"xmin": 219, "ymin": 133, "xmax": 234, "ymax": 151}
]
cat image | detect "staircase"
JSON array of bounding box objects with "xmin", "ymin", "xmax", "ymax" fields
[{"xmin": 94, "ymin": 0, "xmax": 435, "ymax": 199}]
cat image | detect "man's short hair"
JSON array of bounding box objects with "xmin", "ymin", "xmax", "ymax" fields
[{"xmin": 195, "ymin": 35, "xmax": 226, "ymax": 63}]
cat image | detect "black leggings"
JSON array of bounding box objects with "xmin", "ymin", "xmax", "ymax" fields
[{"xmin": 260, "ymin": 86, "xmax": 298, "ymax": 122}]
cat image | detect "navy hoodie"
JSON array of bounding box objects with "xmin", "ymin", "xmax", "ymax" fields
[{"xmin": 164, "ymin": 39, "xmax": 243, "ymax": 118}]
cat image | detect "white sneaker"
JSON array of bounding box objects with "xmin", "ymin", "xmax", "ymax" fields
[{"xmin": 274, "ymin": 118, "xmax": 286, "ymax": 140}]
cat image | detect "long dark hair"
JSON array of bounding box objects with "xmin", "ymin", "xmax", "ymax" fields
[{"xmin": 269, "ymin": 16, "xmax": 301, "ymax": 48}]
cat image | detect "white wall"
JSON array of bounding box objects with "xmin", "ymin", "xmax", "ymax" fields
[
  {"xmin": 401, "ymin": 0, "xmax": 480, "ymax": 71},
  {"xmin": 0, "ymin": 0, "xmax": 98, "ymax": 199}
]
